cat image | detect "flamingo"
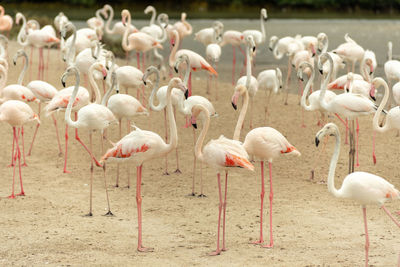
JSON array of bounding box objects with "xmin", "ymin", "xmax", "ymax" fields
[
  {"xmin": 0, "ymin": 34, "xmax": 8, "ymax": 60},
  {"xmin": 332, "ymin": 33, "xmax": 365, "ymax": 73},
  {"xmin": 219, "ymin": 30, "xmax": 244, "ymax": 85},
  {"xmin": 101, "ymin": 77, "xmax": 186, "ymax": 252},
  {"xmin": 0, "ymin": 100, "xmax": 39, "ymax": 198},
  {"xmin": 173, "ymin": 12, "xmax": 193, "ymax": 44},
  {"xmin": 0, "ymin": 5, "xmax": 12, "ymax": 37},
  {"xmin": 174, "ymin": 54, "xmax": 218, "ymax": 196},
  {"xmin": 292, "ymin": 49, "xmax": 314, "ymax": 105},
  {"xmin": 190, "ymin": 102, "xmax": 254, "ymax": 255},
  {"xmin": 384, "ymin": 41, "xmax": 400, "ymax": 108},
  {"xmin": 121, "ymin": 9, "xmax": 163, "ymax": 71},
  {"xmin": 231, "ymin": 84, "xmax": 300, "ymax": 247},
  {"xmin": 371, "ymin": 77, "xmax": 400, "ymax": 163},
  {"xmin": 54, "ymin": 12, "xmax": 69, "ymax": 33},
  {"xmin": 257, "ymin": 67, "xmax": 282, "ymax": 123},
  {"xmin": 194, "ymin": 21, "xmax": 224, "ymax": 46},
  {"xmin": 87, "ymin": 7, "xmax": 107, "ymax": 38},
  {"xmin": 318, "ymin": 53, "xmax": 378, "ymax": 174},
  {"xmin": 315, "ymin": 123, "xmax": 400, "ymax": 267},
  {"xmin": 205, "ymin": 26, "xmax": 222, "ymax": 97},
  {"xmin": 235, "ymin": 35, "xmax": 257, "ymax": 129},
  {"xmin": 62, "ymin": 63, "xmax": 116, "ymax": 216},
  {"xmin": 103, "ymin": 71, "xmax": 148, "ymax": 188},
  {"xmin": 169, "ymin": 29, "xmax": 217, "ymax": 97},
  {"xmin": 103, "ymin": 4, "xmax": 136, "ymax": 37},
  {"xmin": 242, "ymin": 8, "xmax": 267, "ymax": 48}
]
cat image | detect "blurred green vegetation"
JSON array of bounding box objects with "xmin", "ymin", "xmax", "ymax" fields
[{"xmin": 3, "ymin": 0, "xmax": 400, "ymax": 19}]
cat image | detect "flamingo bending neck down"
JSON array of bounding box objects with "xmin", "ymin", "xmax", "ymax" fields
[
  {"xmin": 315, "ymin": 123, "xmax": 400, "ymax": 267},
  {"xmin": 191, "ymin": 103, "xmax": 254, "ymax": 255},
  {"xmin": 101, "ymin": 77, "xmax": 186, "ymax": 252}
]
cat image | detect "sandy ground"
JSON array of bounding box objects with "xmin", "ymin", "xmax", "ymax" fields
[{"xmin": 1, "ymin": 21, "xmax": 400, "ymax": 266}]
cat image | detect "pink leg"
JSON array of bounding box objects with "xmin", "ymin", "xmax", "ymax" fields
[
  {"xmin": 142, "ymin": 52, "xmax": 146, "ymax": 72},
  {"xmin": 232, "ymin": 46, "xmax": 236, "ymax": 85},
  {"xmin": 356, "ymin": 118, "xmax": 360, "ymax": 167},
  {"xmin": 28, "ymin": 102, "xmax": 41, "ymax": 156},
  {"xmin": 52, "ymin": 114, "xmax": 63, "ymax": 156},
  {"xmin": 284, "ymin": 59, "xmax": 292, "ymax": 105},
  {"xmin": 136, "ymin": 165, "xmax": 153, "ymax": 252},
  {"xmin": 115, "ymin": 119, "xmax": 122, "ymax": 187},
  {"xmin": 15, "ymin": 128, "xmax": 24, "ymax": 197},
  {"xmin": 210, "ymin": 172, "xmax": 223, "ymax": 256},
  {"xmin": 250, "ymin": 96, "xmax": 254, "ymax": 129},
  {"xmin": 164, "ymin": 109, "xmax": 169, "ymax": 175},
  {"xmin": 335, "ymin": 114, "xmax": 349, "ymax": 145},
  {"xmin": 38, "ymin": 48, "xmax": 42, "ymax": 80},
  {"xmin": 215, "ymin": 62, "xmax": 219, "ymax": 101},
  {"xmin": 75, "ymin": 128, "xmax": 102, "ymax": 167},
  {"xmin": 191, "ymin": 128, "xmax": 196, "ymax": 196},
  {"xmin": 21, "ymin": 126, "xmax": 27, "ymax": 167},
  {"xmin": 86, "ymin": 132, "xmax": 94, "ymax": 216},
  {"xmin": 372, "ymin": 131, "xmax": 377, "ymax": 165},
  {"xmin": 221, "ymin": 171, "xmax": 228, "ymax": 251},
  {"xmin": 253, "ymin": 161, "xmax": 265, "ymax": 244},
  {"xmin": 198, "ymin": 162, "xmax": 206, "ymax": 197},
  {"xmin": 46, "ymin": 47, "xmax": 50, "ymax": 81},
  {"xmin": 362, "ymin": 207, "xmax": 369, "ymax": 267},
  {"xmin": 136, "ymin": 52, "xmax": 140, "ymax": 71},
  {"xmin": 262, "ymin": 162, "xmax": 274, "ymax": 248},
  {"xmin": 188, "ymin": 72, "xmax": 192, "ymax": 97},
  {"xmin": 29, "ymin": 47, "xmax": 33, "ymax": 82},
  {"xmin": 8, "ymin": 127, "xmax": 15, "ymax": 167},
  {"xmin": 63, "ymin": 123, "xmax": 71, "ymax": 173},
  {"xmin": 8, "ymin": 127, "xmax": 17, "ymax": 199},
  {"xmin": 127, "ymin": 120, "xmax": 131, "ymax": 188}
]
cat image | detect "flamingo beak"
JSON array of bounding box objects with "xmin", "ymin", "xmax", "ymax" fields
[
  {"xmin": 122, "ymin": 17, "xmax": 126, "ymax": 27},
  {"xmin": 369, "ymin": 64, "xmax": 374, "ymax": 75},
  {"xmin": 184, "ymin": 88, "xmax": 189, "ymax": 99},
  {"xmin": 319, "ymin": 69, "xmax": 323, "ymax": 75},
  {"xmin": 231, "ymin": 92, "xmax": 239, "ymax": 110},
  {"xmin": 191, "ymin": 116, "xmax": 197, "ymax": 129},
  {"xmin": 311, "ymin": 44, "xmax": 316, "ymax": 57},
  {"xmin": 62, "ymin": 80, "xmax": 66, "ymax": 87},
  {"xmin": 174, "ymin": 67, "xmax": 178, "ymax": 73},
  {"xmin": 102, "ymin": 68, "xmax": 107, "ymax": 80},
  {"xmin": 370, "ymin": 84, "xmax": 376, "ymax": 101},
  {"xmin": 315, "ymin": 136, "xmax": 320, "ymax": 147}
]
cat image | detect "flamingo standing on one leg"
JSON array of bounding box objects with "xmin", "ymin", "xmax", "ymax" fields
[
  {"xmin": 190, "ymin": 103, "xmax": 254, "ymax": 255},
  {"xmin": 0, "ymin": 100, "xmax": 39, "ymax": 198},
  {"xmin": 315, "ymin": 123, "xmax": 400, "ymax": 267},
  {"xmin": 101, "ymin": 77, "xmax": 186, "ymax": 252},
  {"xmin": 219, "ymin": 30, "xmax": 244, "ymax": 85},
  {"xmin": 231, "ymin": 84, "xmax": 300, "ymax": 248},
  {"xmin": 62, "ymin": 63, "xmax": 116, "ymax": 216}
]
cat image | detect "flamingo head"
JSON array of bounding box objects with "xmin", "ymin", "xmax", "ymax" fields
[
  {"xmin": 310, "ymin": 43, "xmax": 316, "ymax": 57},
  {"xmin": 169, "ymin": 77, "xmax": 187, "ymax": 98},
  {"xmin": 231, "ymin": 84, "xmax": 247, "ymax": 110},
  {"xmin": 261, "ymin": 8, "xmax": 267, "ymax": 19},
  {"xmin": 121, "ymin": 9, "xmax": 130, "ymax": 26},
  {"xmin": 276, "ymin": 68, "xmax": 283, "ymax": 88},
  {"xmin": 15, "ymin": 13, "xmax": 23, "ymax": 25},
  {"xmin": 142, "ymin": 66, "xmax": 158, "ymax": 86},
  {"xmin": 315, "ymin": 123, "xmax": 338, "ymax": 147},
  {"xmin": 61, "ymin": 66, "xmax": 79, "ymax": 87},
  {"xmin": 13, "ymin": 49, "xmax": 26, "ymax": 66},
  {"xmin": 369, "ymin": 81, "xmax": 377, "ymax": 102},
  {"xmin": 269, "ymin": 35, "xmax": 278, "ymax": 51}
]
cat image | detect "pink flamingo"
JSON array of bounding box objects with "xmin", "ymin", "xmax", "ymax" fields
[
  {"xmin": 220, "ymin": 30, "xmax": 244, "ymax": 85},
  {"xmin": 332, "ymin": 33, "xmax": 365, "ymax": 73},
  {"xmin": 190, "ymin": 103, "xmax": 254, "ymax": 255},
  {"xmin": 205, "ymin": 26, "xmax": 222, "ymax": 98},
  {"xmin": 62, "ymin": 64, "xmax": 116, "ymax": 216},
  {"xmin": 231, "ymin": 84, "xmax": 300, "ymax": 248},
  {"xmin": 257, "ymin": 67, "xmax": 282, "ymax": 123},
  {"xmin": 194, "ymin": 21, "xmax": 224, "ymax": 46},
  {"xmin": 103, "ymin": 4, "xmax": 136, "ymax": 37},
  {"xmin": 121, "ymin": 9, "xmax": 163, "ymax": 71},
  {"xmin": 315, "ymin": 123, "xmax": 400, "ymax": 267},
  {"xmin": 0, "ymin": 5, "xmax": 12, "ymax": 37},
  {"xmin": 242, "ymin": 8, "xmax": 267, "ymax": 47},
  {"xmin": 101, "ymin": 77, "xmax": 186, "ymax": 252},
  {"xmin": 0, "ymin": 100, "xmax": 39, "ymax": 198},
  {"xmin": 384, "ymin": 41, "xmax": 400, "ymax": 107},
  {"xmin": 173, "ymin": 12, "xmax": 193, "ymax": 44},
  {"xmin": 102, "ymin": 71, "xmax": 148, "ymax": 188},
  {"xmin": 169, "ymin": 29, "xmax": 217, "ymax": 97}
]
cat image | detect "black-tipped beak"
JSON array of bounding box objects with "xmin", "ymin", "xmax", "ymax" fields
[
  {"xmin": 142, "ymin": 79, "xmax": 147, "ymax": 86},
  {"xmin": 299, "ymin": 77, "xmax": 304, "ymax": 82},
  {"xmin": 116, "ymin": 89, "xmax": 119, "ymax": 94},
  {"xmin": 315, "ymin": 137, "xmax": 320, "ymax": 147},
  {"xmin": 13, "ymin": 60, "xmax": 16, "ymax": 66},
  {"xmin": 312, "ymin": 53, "xmax": 316, "ymax": 57},
  {"xmin": 319, "ymin": 69, "xmax": 323, "ymax": 75},
  {"xmin": 103, "ymin": 75, "xmax": 107, "ymax": 80},
  {"xmin": 252, "ymin": 46, "xmax": 256, "ymax": 53},
  {"xmin": 369, "ymin": 71, "xmax": 373, "ymax": 75},
  {"xmin": 317, "ymin": 48, "xmax": 322, "ymax": 53},
  {"xmin": 62, "ymin": 81, "xmax": 66, "ymax": 87},
  {"xmin": 184, "ymin": 89, "xmax": 189, "ymax": 99},
  {"xmin": 280, "ymin": 86, "xmax": 282, "ymax": 89},
  {"xmin": 292, "ymin": 64, "xmax": 295, "ymax": 68},
  {"xmin": 232, "ymin": 102, "xmax": 237, "ymax": 110},
  {"xmin": 192, "ymin": 123, "xmax": 197, "ymax": 129},
  {"xmin": 269, "ymin": 47, "xmax": 272, "ymax": 51},
  {"xmin": 106, "ymin": 66, "xmax": 109, "ymax": 71},
  {"xmin": 333, "ymin": 51, "xmax": 337, "ymax": 54},
  {"xmin": 174, "ymin": 67, "xmax": 178, "ymax": 73},
  {"xmin": 93, "ymin": 56, "xmax": 98, "ymax": 60},
  {"xmin": 371, "ymin": 96, "xmax": 376, "ymax": 101},
  {"xmin": 122, "ymin": 22, "xmax": 126, "ymax": 27}
]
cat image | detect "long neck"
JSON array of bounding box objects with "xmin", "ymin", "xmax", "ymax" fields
[
  {"xmin": 195, "ymin": 105, "xmax": 210, "ymax": 163},
  {"xmin": 0, "ymin": 64, "xmax": 7, "ymax": 89},
  {"xmin": 65, "ymin": 71, "xmax": 80, "ymax": 128},
  {"xmin": 319, "ymin": 55, "xmax": 333, "ymax": 111},
  {"xmin": 156, "ymin": 15, "xmax": 167, "ymax": 43},
  {"xmin": 245, "ymin": 44, "xmax": 251, "ymax": 88},
  {"xmin": 66, "ymin": 25, "xmax": 77, "ymax": 66},
  {"xmin": 301, "ymin": 67, "xmax": 315, "ymax": 111},
  {"xmin": 327, "ymin": 129, "xmax": 343, "ymax": 198},
  {"xmin": 88, "ymin": 66, "xmax": 101, "ymax": 104},
  {"xmin": 260, "ymin": 12, "xmax": 266, "ymax": 42},
  {"xmin": 233, "ymin": 90, "xmax": 249, "ymax": 140},
  {"xmin": 17, "ymin": 14, "xmax": 28, "ymax": 46},
  {"xmin": 169, "ymin": 31, "xmax": 179, "ymax": 67},
  {"xmin": 388, "ymin": 43, "xmax": 393, "ymax": 61},
  {"xmin": 182, "ymin": 57, "xmax": 190, "ymax": 87},
  {"xmin": 360, "ymin": 58, "xmax": 370, "ymax": 82},
  {"xmin": 148, "ymin": 71, "xmax": 164, "ymax": 111},
  {"xmin": 122, "ymin": 14, "xmax": 133, "ymax": 51},
  {"xmin": 102, "ymin": 74, "xmax": 115, "ymax": 106},
  {"xmin": 95, "ymin": 9, "xmax": 103, "ymax": 24},
  {"xmin": 105, "ymin": 6, "xmax": 114, "ymax": 35},
  {"xmin": 373, "ymin": 79, "xmax": 390, "ymax": 133},
  {"xmin": 322, "ymin": 36, "xmax": 328, "ymax": 54},
  {"xmin": 17, "ymin": 52, "xmax": 28, "ymax": 85},
  {"xmin": 165, "ymin": 82, "xmax": 178, "ymax": 152},
  {"xmin": 149, "ymin": 8, "xmax": 156, "ymax": 25}
]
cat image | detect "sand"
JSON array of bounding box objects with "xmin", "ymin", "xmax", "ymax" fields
[{"xmin": 0, "ymin": 33, "xmax": 399, "ymax": 266}]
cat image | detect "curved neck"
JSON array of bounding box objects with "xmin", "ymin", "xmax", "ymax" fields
[
  {"xmin": 104, "ymin": 6, "xmax": 114, "ymax": 35},
  {"xmin": 245, "ymin": 43, "xmax": 251, "ymax": 88},
  {"xmin": 148, "ymin": 8, "xmax": 156, "ymax": 25},
  {"xmin": 17, "ymin": 14, "xmax": 28, "ymax": 46},
  {"xmin": 195, "ymin": 105, "xmax": 210, "ymax": 163},
  {"xmin": 181, "ymin": 57, "xmax": 190, "ymax": 87},
  {"xmin": 156, "ymin": 14, "xmax": 167, "ymax": 43},
  {"xmin": 122, "ymin": 13, "xmax": 133, "ymax": 51},
  {"xmin": 319, "ymin": 55, "xmax": 333, "ymax": 111},
  {"xmin": 0, "ymin": 64, "xmax": 7, "ymax": 89},
  {"xmin": 233, "ymin": 89, "xmax": 249, "ymax": 141},
  {"xmin": 301, "ymin": 65, "xmax": 315, "ymax": 111},
  {"xmin": 373, "ymin": 79, "xmax": 390, "ymax": 133},
  {"xmin": 360, "ymin": 58, "xmax": 370, "ymax": 82},
  {"xmin": 322, "ymin": 35, "xmax": 328, "ymax": 54},
  {"xmin": 327, "ymin": 129, "xmax": 343, "ymax": 198},
  {"xmin": 260, "ymin": 12, "xmax": 266, "ymax": 42},
  {"xmin": 88, "ymin": 65, "xmax": 101, "ymax": 104},
  {"xmin": 169, "ymin": 30, "xmax": 179, "ymax": 67},
  {"xmin": 95, "ymin": 9, "xmax": 103, "ymax": 23},
  {"xmin": 65, "ymin": 70, "xmax": 80, "ymax": 128},
  {"xmin": 17, "ymin": 52, "xmax": 28, "ymax": 85},
  {"xmin": 148, "ymin": 70, "xmax": 164, "ymax": 111},
  {"xmin": 0, "ymin": 7, "xmax": 4, "ymax": 17},
  {"xmin": 66, "ymin": 24, "xmax": 77, "ymax": 66},
  {"xmin": 165, "ymin": 81, "xmax": 178, "ymax": 152},
  {"xmin": 102, "ymin": 73, "xmax": 116, "ymax": 106}
]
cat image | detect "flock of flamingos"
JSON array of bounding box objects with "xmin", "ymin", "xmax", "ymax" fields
[{"xmin": 0, "ymin": 4, "xmax": 400, "ymax": 265}]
